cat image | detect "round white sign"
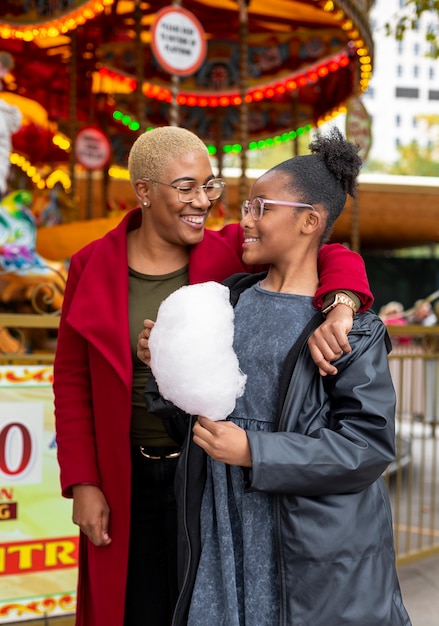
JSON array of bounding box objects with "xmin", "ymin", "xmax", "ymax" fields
[
  {"xmin": 75, "ymin": 126, "xmax": 111, "ymax": 170},
  {"xmin": 151, "ymin": 6, "xmax": 206, "ymax": 76}
]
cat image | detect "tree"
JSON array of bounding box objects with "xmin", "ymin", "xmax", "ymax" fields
[
  {"xmin": 389, "ymin": 141, "xmax": 439, "ymax": 175},
  {"xmin": 385, "ymin": 0, "xmax": 439, "ymax": 58},
  {"xmin": 363, "ymin": 114, "xmax": 439, "ymax": 175},
  {"xmin": 364, "ymin": 140, "xmax": 439, "ymax": 176}
]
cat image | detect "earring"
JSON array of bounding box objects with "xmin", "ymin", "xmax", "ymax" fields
[{"xmin": 143, "ymin": 200, "xmax": 149, "ymax": 207}]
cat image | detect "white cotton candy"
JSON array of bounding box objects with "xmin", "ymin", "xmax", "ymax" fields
[{"xmin": 149, "ymin": 281, "xmax": 247, "ymax": 421}]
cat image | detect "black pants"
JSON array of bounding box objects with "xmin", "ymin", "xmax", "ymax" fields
[{"xmin": 124, "ymin": 446, "xmax": 179, "ymax": 626}]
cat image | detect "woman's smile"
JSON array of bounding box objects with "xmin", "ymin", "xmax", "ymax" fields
[
  {"xmin": 180, "ymin": 212, "xmax": 208, "ymax": 228},
  {"xmin": 243, "ymin": 234, "xmax": 259, "ymax": 245}
]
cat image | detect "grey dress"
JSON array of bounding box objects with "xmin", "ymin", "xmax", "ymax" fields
[{"xmin": 188, "ymin": 283, "xmax": 316, "ymax": 626}]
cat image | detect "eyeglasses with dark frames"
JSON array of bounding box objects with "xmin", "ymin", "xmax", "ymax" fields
[
  {"xmin": 241, "ymin": 197, "xmax": 315, "ymax": 221},
  {"xmin": 142, "ymin": 177, "xmax": 225, "ymax": 203}
]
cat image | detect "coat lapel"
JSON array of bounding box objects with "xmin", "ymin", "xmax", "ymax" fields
[{"xmin": 66, "ymin": 209, "xmax": 141, "ymax": 389}]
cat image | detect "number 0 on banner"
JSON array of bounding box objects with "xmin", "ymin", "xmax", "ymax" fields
[
  {"xmin": 0, "ymin": 404, "xmax": 43, "ymax": 483},
  {"xmin": 151, "ymin": 6, "xmax": 207, "ymax": 76}
]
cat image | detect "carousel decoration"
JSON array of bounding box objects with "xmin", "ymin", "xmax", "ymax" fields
[
  {"xmin": 0, "ymin": 1, "xmax": 375, "ymax": 344},
  {"xmin": 0, "ymin": 188, "xmax": 67, "ymax": 315},
  {"xmin": 0, "ymin": 0, "xmax": 374, "ymax": 187},
  {"xmin": 0, "ymin": 187, "xmax": 67, "ymax": 354}
]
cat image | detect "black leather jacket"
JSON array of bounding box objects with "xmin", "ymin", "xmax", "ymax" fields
[{"xmin": 147, "ymin": 272, "xmax": 411, "ymax": 626}]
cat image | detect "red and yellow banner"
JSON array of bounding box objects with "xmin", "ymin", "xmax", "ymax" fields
[{"xmin": 0, "ymin": 366, "xmax": 77, "ymax": 623}]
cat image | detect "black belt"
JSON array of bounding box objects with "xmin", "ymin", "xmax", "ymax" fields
[{"xmin": 138, "ymin": 445, "xmax": 181, "ymax": 460}]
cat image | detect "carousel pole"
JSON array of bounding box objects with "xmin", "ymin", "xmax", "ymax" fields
[
  {"xmin": 291, "ymin": 92, "xmax": 299, "ymax": 157},
  {"xmin": 238, "ymin": 0, "xmax": 249, "ymax": 208},
  {"xmin": 69, "ymin": 29, "xmax": 78, "ymax": 212},
  {"xmin": 215, "ymin": 121, "xmax": 224, "ymax": 178},
  {"xmin": 169, "ymin": 0, "xmax": 182, "ymax": 126},
  {"xmin": 85, "ymin": 68, "xmax": 97, "ymax": 219},
  {"xmin": 134, "ymin": 0, "xmax": 145, "ymax": 132}
]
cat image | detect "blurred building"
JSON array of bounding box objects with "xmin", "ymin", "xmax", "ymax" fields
[{"xmin": 364, "ymin": 0, "xmax": 439, "ymax": 163}]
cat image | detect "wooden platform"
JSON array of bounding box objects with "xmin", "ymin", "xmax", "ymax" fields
[{"xmin": 331, "ymin": 174, "xmax": 439, "ymax": 250}]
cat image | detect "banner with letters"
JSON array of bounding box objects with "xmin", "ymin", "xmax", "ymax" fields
[{"xmin": 0, "ymin": 365, "xmax": 77, "ymax": 623}]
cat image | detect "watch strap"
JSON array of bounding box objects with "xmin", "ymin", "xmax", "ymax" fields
[{"xmin": 321, "ymin": 292, "xmax": 358, "ymax": 317}]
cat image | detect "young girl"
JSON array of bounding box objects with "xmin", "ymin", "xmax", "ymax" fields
[{"xmin": 155, "ymin": 128, "xmax": 412, "ymax": 626}]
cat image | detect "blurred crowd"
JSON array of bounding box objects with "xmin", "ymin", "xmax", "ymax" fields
[
  {"xmin": 379, "ymin": 298, "xmax": 439, "ymax": 328},
  {"xmin": 379, "ymin": 296, "xmax": 439, "ymax": 348}
]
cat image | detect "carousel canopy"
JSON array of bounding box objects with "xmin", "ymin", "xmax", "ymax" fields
[{"xmin": 0, "ymin": 0, "xmax": 374, "ymax": 169}]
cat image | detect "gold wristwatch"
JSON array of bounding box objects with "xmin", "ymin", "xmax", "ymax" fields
[{"xmin": 321, "ymin": 292, "xmax": 358, "ymax": 317}]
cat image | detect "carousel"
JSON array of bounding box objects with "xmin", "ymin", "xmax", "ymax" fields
[{"xmin": 0, "ymin": 0, "xmax": 376, "ymax": 352}]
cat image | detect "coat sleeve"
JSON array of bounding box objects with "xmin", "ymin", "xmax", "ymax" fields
[
  {"xmin": 314, "ymin": 243, "xmax": 373, "ymax": 311},
  {"xmin": 53, "ymin": 253, "xmax": 100, "ymax": 497},
  {"xmin": 246, "ymin": 316, "xmax": 396, "ymax": 496}
]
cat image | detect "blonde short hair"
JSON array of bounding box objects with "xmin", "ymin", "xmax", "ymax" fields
[{"xmin": 128, "ymin": 126, "xmax": 208, "ymax": 185}]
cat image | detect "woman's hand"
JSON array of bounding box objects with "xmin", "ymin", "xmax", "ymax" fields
[
  {"xmin": 136, "ymin": 319, "xmax": 155, "ymax": 365},
  {"xmin": 308, "ymin": 304, "xmax": 354, "ymax": 376},
  {"xmin": 193, "ymin": 416, "xmax": 252, "ymax": 467},
  {"xmin": 72, "ymin": 485, "xmax": 112, "ymax": 547}
]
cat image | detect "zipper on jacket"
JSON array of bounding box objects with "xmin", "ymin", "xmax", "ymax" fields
[
  {"xmin": 273, "ymin": 493, "xmax": 287, "ymax": 626},
  {"xmin": 172, "ymin": 418, "xmax": 193, "ymax": 625},
  {"xmin": 273, "ymin": 363, "xmax": 304, "ymax": 626}
]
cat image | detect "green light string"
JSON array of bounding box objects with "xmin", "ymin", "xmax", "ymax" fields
[{"xmin": 112, "ymin": 110, "xmax": 312, "ymax": 154}]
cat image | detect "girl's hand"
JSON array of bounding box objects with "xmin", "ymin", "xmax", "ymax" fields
[
  {"xmin": 193, "ymin": 416, "xmax": 252, "ymax": 467},
  {"xmin": 308, "ymin": 305, "xmax": 354, "ymax": 376}
]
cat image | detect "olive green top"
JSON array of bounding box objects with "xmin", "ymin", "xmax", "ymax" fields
[{"xmin": 129, "ymin": 265, "xmax": 188, "ymax": 446}]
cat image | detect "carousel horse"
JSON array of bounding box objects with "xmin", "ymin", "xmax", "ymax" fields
[{"xmin": 0, "ymin": 190, "xmax": 67, "ymax": 353}]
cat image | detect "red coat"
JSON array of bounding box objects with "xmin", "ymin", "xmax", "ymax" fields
[{"xmin": 53, "ymin": 208, "xmax": 372, "ymax": 626}]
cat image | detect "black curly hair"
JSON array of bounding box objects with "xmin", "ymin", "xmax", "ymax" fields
[{"xmin": 269, "ymin": 127, "xmax": 362, "ymax": 243}]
